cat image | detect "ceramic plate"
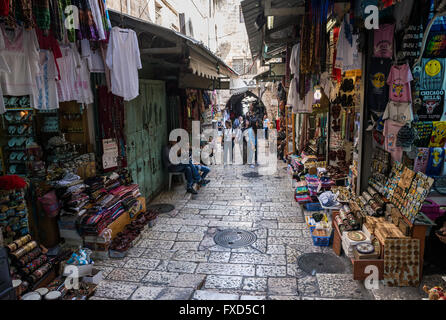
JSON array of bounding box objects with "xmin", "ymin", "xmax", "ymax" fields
[{"xmin": 347, "ymin": 231, "xmax": 367, "ymax": 242}]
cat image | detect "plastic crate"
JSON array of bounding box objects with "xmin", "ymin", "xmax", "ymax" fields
[
  {"xmin": 305, "ymin": 216, "xmax": 317, "ymax": 230},
  {"xmin": 305, "ymin": 202, "xmax": 323, "ymax": 211},
  {"xmin": 311, "ymin": 229, "xmax": 333, "ymax": 247}
]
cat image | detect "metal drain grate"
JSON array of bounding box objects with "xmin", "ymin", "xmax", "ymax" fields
[
  {"xmin": 242, "ymin": 172, "xmax": 263, "ymax": 178},
  {"xmin": 214, "ymin": 229, "xmax": 257, "ymax": 249},
  {"xmin": 297, "ymin": 253, "xmax": 346, "ymax": 275},
  {"xmin": 147, "ymin": 204, "xmax": 175, "ymax": 213}
]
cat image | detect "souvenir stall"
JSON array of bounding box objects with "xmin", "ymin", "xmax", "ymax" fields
[
  {"xmin": 0, "ymin": 1, "xmax": 164, "ymax": 300},
  {"xmin": 278, "ymin": 0, "xmax": 446, "ymax": 288}
]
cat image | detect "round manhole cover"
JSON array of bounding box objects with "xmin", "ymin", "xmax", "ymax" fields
[
  {"xmin": 297, "ymin": 253, "xmax": 345, "ymax": 275},
  {"xmin": 147, "ymin": 204, "xmax": 175, "ymax": 213},
  {"xmin": 214, "ymin": 229, "xmax": 257, "ymax": 249},
  {"xmin": 242, "ymin": 172, "xmax": 263, "ymax": 178}
]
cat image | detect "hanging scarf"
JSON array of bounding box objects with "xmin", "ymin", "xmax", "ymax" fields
[
  {"xmin": 72, "ymin": 0, "xmax": 99, "ymax": 40},
  {"xmin": 49, "ymin": 0, "xmax": 64, "ymax": 41},
  {"xmin": 33, "ymin": 0, "xmax": 51, "ymax": 32}
]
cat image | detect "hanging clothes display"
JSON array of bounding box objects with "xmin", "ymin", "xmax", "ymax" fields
[
  {"xmin": 0, "ymin": 26, "xmax": 39, "ymax": 108},
  {"xmin": 105, "ymin": 27, "xmax": 142, "ymax": 101},
  {"xmin": 56, "ymin": 44, "xmax": 93, "ymax": 104}
]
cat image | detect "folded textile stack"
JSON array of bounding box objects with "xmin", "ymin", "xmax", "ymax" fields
[
  {"xmin": 305, "ymin": 174, "xmax": 320, "ymax": 196},
  {"xmin": 84, "ymin": 176, "xmax": 107, "ymax": 202},
  {"xmin": 59, "ymin": 183, "xmax": 90, "ymax": 217}
]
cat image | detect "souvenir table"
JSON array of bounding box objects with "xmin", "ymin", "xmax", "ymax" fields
[{"xmin": 332, "ymin": 162, "xmax": 436, "ymax": 283}]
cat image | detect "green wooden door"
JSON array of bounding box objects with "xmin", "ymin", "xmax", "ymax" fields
[{"xmin": 125, "ymin": 80, "xmax": 167, "ymax": 201}]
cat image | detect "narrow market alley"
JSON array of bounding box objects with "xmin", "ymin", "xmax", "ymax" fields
[{"xmin": 90, "ymin": 161, "xmax": 444, "ymax": 301}]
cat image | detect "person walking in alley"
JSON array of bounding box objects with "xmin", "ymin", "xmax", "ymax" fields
[
  {"xmin": 223, "ymin": 120, "xmax": 234, "ymax": 165},
  {"xmin": 263, "ymin": 114, "xmax": 269, "ymax": 140},
  {"xmin": 244, "ymin": 120, "xmax": 256, "ymax": 168}
]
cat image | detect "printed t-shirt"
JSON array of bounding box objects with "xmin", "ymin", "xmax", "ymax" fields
[
  {"xmin": 387, "ymin": 64, "xmax": 413, "ymax": 102},
  {"xmin": 413, "ymin": 122, "xmax": 434, "ymax": 147},
  {"xmin": 383, "ymin": 101, "xmax": 414, "ymax": 124},
  {"xmin": 429, "ymin": 121, "xmax": 446, "ymax": 147},
  {"xmin": 420, "ymin": 58, "xmax": 446, "ymax": 90},
  {"xmin": 413, "ymin": 148, "xmax": 430, "ymax": 173},
  {"xmin": 383, "ymin": 119, "xmax": 405, "ymax": 162},
  {"xmin": 374, "ymin": 24, "xmax": 395, "ymax": 58},
  {"xmin": 368, "ymin": 58, "xmax": 391, "ymax": 112},
  {"xmin": 426, "ymin": 148, "xmax": 445, "ymax": 176}
]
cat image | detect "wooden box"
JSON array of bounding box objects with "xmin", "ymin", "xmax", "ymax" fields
[{"xmin": 351, "ymin": 258, "xmax": 384, "ymax": 281}]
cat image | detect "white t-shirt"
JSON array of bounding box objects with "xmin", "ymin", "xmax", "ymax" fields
[
  {"xmin": 57, "ymin": 45, "xmax": 80, "ymax": 102},
  {"xmin": 106, "ymin": 27, "xmax": 142, "ymax": 101},
  {"xmin": 57, "ymin": 45, "xmax": 93, "ymax": 104},
  {"xmin": 224, "ymin": 128, "xmax": 234, "ymax": 142},
  {"xmin": 335, "ymin": 15, "xmax": 361, "ymax": 71},
  {"xmin": 0, "ymin": 26, "xmax": 39, "ymax": 99},
  {"xmin": 81, "ymin": 39, "xmax": 105, "ymax": 73},
  {"xmin": 33, "ymin": 50, "xmax": 59, "ymax": 110},
  {"xmin": 383, "ymin": 101, "xmax": 414, "ymax": 124}
]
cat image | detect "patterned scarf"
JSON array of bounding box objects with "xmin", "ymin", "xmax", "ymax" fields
[
  {"xmin": 72, "ymin": 0, "xmax": 99, "ymax": 40},
  {"xmin": 49, "ymin": 0, "xmax": 64, "ymax": 41},
  {"xmin": 33, "ymin": 0, "xmax": 51, "ymax": 32}
]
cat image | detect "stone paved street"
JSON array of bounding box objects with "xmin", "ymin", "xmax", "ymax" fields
[{"xmin": 91, "ymin": 162, "xmax": 446, "ymax": 300}]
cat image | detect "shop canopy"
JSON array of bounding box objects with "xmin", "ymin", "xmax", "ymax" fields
[
  {"xmin": 240, "ymin": 0, "xmax": 304, "ymax": 64},
  {"xmin": 108, "ymin": 10, "xmax": 238, "ymax": 82}
]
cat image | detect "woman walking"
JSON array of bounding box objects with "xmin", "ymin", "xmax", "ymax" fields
[
  {"xmin": 244, "ymin": 120, "xmax": 256, "ymax": 168},
  {"xmin": 223, "ymin": 120, "xmax": 234, "ymax": 165}
]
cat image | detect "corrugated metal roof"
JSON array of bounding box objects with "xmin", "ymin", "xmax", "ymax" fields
[
  {"xmin": 108, "ymin": 9, "xmax": 238, "ymax": 78},
  {"xmin": 241, "ymin": 0, "xmax": 304, "ymax": 61}
]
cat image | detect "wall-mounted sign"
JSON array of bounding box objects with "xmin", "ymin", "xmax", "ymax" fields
[{"xmin": 102, "ymin": 139, "xmax": 118, "ymax": 169}]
